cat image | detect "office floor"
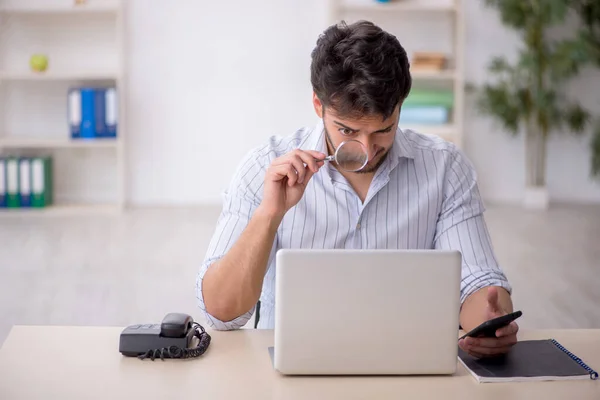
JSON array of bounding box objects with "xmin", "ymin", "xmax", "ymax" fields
[{"xmin": 0, "ymin": 204, "xmax": 599, "ymax": 346}]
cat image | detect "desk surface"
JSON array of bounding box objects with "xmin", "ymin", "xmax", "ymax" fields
[{"xmin": 0, "ymin": 326, "xmax": 599, "ymax": 400}]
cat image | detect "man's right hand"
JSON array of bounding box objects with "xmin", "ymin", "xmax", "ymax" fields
[
  {"xmin": 202, "ymin": 149, "xmax": 325, "ymax": 324},
  {"xmin": 258, "ymin": 149, "xmax": 326, "ymax": 219}
]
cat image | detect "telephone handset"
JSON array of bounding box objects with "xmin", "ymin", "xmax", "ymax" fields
[
  {"xmin": 160, "ymin": 313, "xmax": 193, "ymax": 337},
  {"xmin": 119, "ymin": 313, "xmax": 211, "ymax": 360}
]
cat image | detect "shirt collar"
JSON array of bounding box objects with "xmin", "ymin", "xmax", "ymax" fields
[
  {"xmin": 394, "ymin": 128, "xmax": 415, "ymax": 160},
  {"xmin": 299, "ymin": 120, "xmax": 336, "ymax": 181},
  {"xmin": 299, "ymin": 119, "xmax": 327, "ymax": 153}
]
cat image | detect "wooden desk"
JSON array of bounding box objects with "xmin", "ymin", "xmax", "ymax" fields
[{"xmin": 0, "ymin": 326, "xmax": 598, "ymax": 399}]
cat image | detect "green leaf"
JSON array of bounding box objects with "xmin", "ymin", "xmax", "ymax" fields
[
  {"xmin": 485, "ymin": 0, "xmax": 532, "ymax": 30},
  {"xmin": 531, "ymin": 88, "xmax": 565, "ymax": 136},
  {"xmin": 542, "ymin": 0, "xmax": 569, "ymax": 25},
  {"xmin": 517, "ymin": 50, "xmax": 536, "ymax": 71},
  {"xmin": 477, "ymin": 84, "xmax": 522, "ymax": 135},
  {"xmin": 563, "ymin": 104, "xmax": 591, "ymax": 134},
  {"xmin": 572, "ymin": 1, "xmax": 600, "ymax": 66},
  {"xmin": 573, "ymin": 1, "xmax": 600, "ymax": 27},
  {"xmin": 488, "ymin": 56, "xmax": 512, "ymax": 74},
  {"xmin": 533, "ymin": 88, "xmax": 558, "ymax": 116},
  {"xmin": 579, "ymin": 29, "xmax": 600, "ymax": 67},
  {"xmin": 592, "ymin": 121, "xmax": 600, "ymax": 177},
  {"xmin": 516, "ymin": 88, "xmax": 533, "ymax": 117},
  {"xmin": 550, "ymin": 39, "xmax": 591, "ymax": 80}
]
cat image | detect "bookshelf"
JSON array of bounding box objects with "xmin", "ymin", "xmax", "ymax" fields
[
  {"xmin": 0, "ymin": 70, "xmax": 121, "ymax": 81},
  {"xmin": 0, "ymin": 136, "xmax": 121, "ymax": 149},
  {"xmin": 0, "ymin": 203, "xmax": 119, "ymax": 217},
  {"xmin": 0, "ymin": 0, "xmax": 125, "ymax": 216},
  {"xmin": 327, "ymin": 0, "xmax": 465, "ymax": 147},
  {"xmin": 340, "ymin": 0, "xmax": 456, "ymax": 12}
]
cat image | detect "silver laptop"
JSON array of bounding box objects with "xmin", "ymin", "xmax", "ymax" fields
[{"xmin": 273, "ymin": 249, "xmax": 462, "ymax": 375}]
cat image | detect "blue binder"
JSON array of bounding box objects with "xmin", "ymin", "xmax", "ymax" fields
[
  {"xmin": 94, "ymin": 88, "xmax": 108, "ymax": 138},
  {"xmin": 399, "ymin": 106, "xmax": 449, "ymax": 125},
  {"xmin": 80, "ymin": 88, "xmax": 96, "ymax": 139},
  {"xmin": 0, "ymin": 157, "xmax": 6, "ymax": 207},
  {"xmin": 70, "ymin": 87, "xmax": 114, "ymax": 139}
]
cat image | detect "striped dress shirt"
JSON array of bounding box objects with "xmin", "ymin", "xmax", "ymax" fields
[{"xmin": 196, "ymin": 120, "xmax": 512, "ymax": 330}]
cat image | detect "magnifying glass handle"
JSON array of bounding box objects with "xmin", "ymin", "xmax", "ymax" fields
[{"xmin": 321, "ymin": 155, "xmax": 335, "ymax": 162}]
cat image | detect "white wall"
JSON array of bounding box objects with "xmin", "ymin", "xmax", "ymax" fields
[
  {"xmin": 126, "ymin": 0, "xmax": 326, "ymax": 205},
  {"xmin": 125, "ymin": 0, "xmax": 600, "ymax": 206}
]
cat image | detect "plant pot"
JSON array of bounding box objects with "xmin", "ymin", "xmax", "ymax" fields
[
  {"xmin": 523, "ymin": 186, "xmax": 549, "ymax": 210},
  {"xmin": 523, "ymin": 119, "xmax": 548, "ymax": 210}
]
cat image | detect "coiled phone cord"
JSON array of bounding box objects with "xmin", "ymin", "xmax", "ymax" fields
[{"xmin": 138, "ymin": 323, "xmax": 212, "ymax": 361}]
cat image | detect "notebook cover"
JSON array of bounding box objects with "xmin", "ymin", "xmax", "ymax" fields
[{"xmin": 458, "ymin": 339, "xmax": 598, "ymax": 382}]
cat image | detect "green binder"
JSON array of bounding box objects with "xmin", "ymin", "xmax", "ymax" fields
[
  {"xmin": 404, "ymin": 89, "xmax": 454, "ymax": 108},
  {"xmin": 31, "ymin": 156, "xmax": 53, "ymax": 208},
  {"xmin": 0, "ymin": 157, "xmax": 6, "ymax": 207},
  {"xmin": 6, "ymin": 157, "xmax": 19, "ymax": 208}
]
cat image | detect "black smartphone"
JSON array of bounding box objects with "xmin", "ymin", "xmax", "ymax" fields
[{"xmin": 460, "ymin": 310, "xmax": 523, "ymax": 339}]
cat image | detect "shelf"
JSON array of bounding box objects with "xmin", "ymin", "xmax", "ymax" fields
[
  {"xmin": 411, "ymin": 69, "xmax": 456, "ymax": 80},
  {"xmin": 0, "ymin": 136, "xmax": 120, "ymax": 149},
  {"xmin": 0, "ymin": 3, "xmax": 119, "ymax": 15},
  {"xmin": 0, "ymin": 0, "xmax": 125, "ymax": 216},
  {"xmin": 341, "ymin": 1, "xmax": 456, "ymax": 13},
  {"xmin": 0, "ymin": 70, "xmax": 120, "ymax": 81},
  {"xmin": 402, "ymin": 124, "xmax": 456, "ymax": 140},
  {"xmin": 0, "ymin": 203, "xmax": 121, "ymax": 217}
]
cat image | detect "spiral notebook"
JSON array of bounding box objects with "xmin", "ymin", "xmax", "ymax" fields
[{"xmin": 458, "ymin": 339, "xmax": 599, "ymax": 383}]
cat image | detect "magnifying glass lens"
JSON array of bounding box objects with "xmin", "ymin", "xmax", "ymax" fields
[{"xmin": 335, "ymin": 140, "xmax": 368, "ymax": 172}]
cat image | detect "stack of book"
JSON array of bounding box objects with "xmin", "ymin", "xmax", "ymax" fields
[
  {"xmin": 0, "ymin": 156, "xmax": 53, "ymax": 209},
  {"xmin": 400, "ymin": 89, "xmax": 453, "ymax": 125},
  {"xmin": 411, "ymin": 52, "xmax": 448, "ymax": 72},
  {"xmin": 68, "ymin": 87, "xmax": 118, "ymax": 139}
]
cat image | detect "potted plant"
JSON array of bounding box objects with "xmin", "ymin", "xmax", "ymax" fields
[
  {"xmin": 572, "ymin": 1, "xmax": 600, "ymax": 178},
  {"xmin": 476, "ymin": 0, "xmax": 600, "ymax": 209}
]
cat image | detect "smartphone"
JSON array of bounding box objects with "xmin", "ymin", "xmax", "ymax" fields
[{"xmin": 460, "ymin": 310, "xmax": 523, "ymax": 339}]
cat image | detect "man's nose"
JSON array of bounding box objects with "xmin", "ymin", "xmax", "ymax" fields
[
  {"xmin": 365, "ymin": 143, "xmax": 378, "ymax": 161},
  {"xmin": 355, "ymin": 136, "xmax": 375, "ymax": 160}
]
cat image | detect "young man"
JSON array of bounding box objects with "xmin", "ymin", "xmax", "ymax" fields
[{"xmin": 196, "ymin": 20, "xmax": 518, "ymax": 358}]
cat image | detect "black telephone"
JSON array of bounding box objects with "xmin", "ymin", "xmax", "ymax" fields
[{"xmin": 119, "ymin": 313, "xmax": 211, "ymax": 361}]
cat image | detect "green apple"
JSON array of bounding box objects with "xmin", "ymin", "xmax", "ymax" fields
[{"xmin": 30, "ymin": 54, "xmax": 48, "ymax": 72}]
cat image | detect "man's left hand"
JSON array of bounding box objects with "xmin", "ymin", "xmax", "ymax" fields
[{"xmin": 458, "ymin": 287, "xmax": 519, "ymax": 358}]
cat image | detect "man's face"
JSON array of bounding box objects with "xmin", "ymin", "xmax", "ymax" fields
[{"xmin": 313, "ymin": 93, "xmax": 399, "ymax": 174}]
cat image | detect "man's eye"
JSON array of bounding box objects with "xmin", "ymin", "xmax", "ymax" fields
[{"xmin": 339, "ymin": 128, "xmax": 354, "ymax": 135}]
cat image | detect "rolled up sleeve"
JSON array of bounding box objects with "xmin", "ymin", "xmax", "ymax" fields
[
  {"xmin": 195, "ymin": 151, "xmax": 267, "ymax": 330},
  {"xmin": 196, "ymin": 260, "xmax": 255, "ymax": 330},
  {"xmin": 434, "ymin": 148, "xmax": 512, "ymax": 304}
]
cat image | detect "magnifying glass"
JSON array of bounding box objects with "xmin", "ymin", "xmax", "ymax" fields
[{"xmin": 321, "ymin": 140, "xmax": 369, "ymax": 172}]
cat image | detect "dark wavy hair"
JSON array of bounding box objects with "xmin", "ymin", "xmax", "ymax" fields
[{"xmin": 310, "ymin": 20, "xmax": 412, "ymax": 120}]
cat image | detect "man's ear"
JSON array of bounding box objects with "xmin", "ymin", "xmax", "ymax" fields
[{"xmin": 312, "ymin": 92, "xmax": 324, "ymax": 118}]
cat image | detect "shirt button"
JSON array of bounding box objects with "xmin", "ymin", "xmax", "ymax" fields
[{"xmin": 356, "ymin": 223, "xmax": 361, "ymax": 229}]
